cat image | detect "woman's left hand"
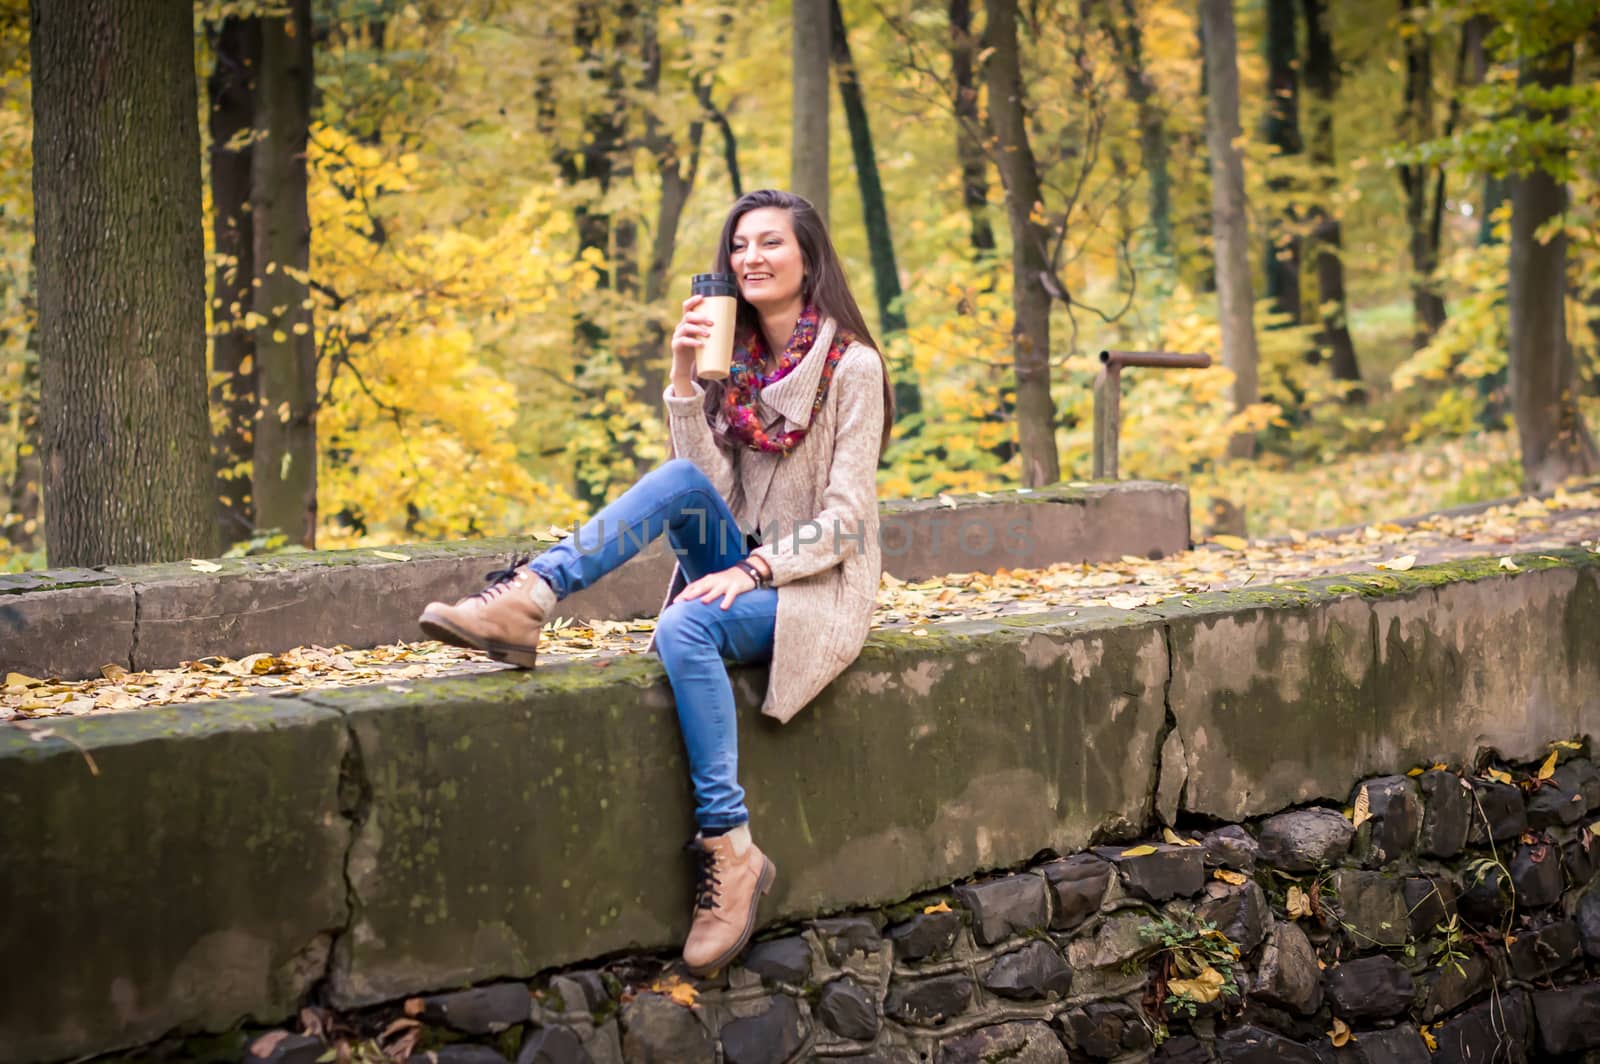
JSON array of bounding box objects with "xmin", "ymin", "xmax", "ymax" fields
[{"xmin": 676, "ymin": 565, "xmax": 761, "ymax": 610}]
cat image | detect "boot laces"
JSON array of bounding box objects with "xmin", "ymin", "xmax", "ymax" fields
[
  {"xmin": 469, "ymin": 555, "xmax": 531, "ymax": 604},
  {"xmin": 686, "ymin": 839, "xmax": 723, "ymax": 911}
]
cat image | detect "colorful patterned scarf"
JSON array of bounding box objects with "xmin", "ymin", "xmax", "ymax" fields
[{"xmin": 720, "ymin": 304, "xmax": 850, "ymax": 454}]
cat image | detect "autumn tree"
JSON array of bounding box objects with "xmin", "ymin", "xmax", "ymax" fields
[
  {"xmin": 252, "ymin": 0, "xmax": 318, "ymax": 547},
  {"xmin": 208, "ymin": 16, "xmax": 260, "ymax": 546},
  {"xmin": 1299, "ymin": 0, "xmax": 1361, "ymax": 391},
  {"xmin": 1200, "ymin": 0, "xmax": 1260, "ymax": 458},
  {"xmin": 792, "ymin": 0, "xmax": 830, "ymax": 221},
  {"xmin": 29, "ymin": 0, "xmax": 218, "ymax": 566},
  {"xmin": 948, "ymin": 0, "xmax": 995, "ymax": 256},
  {"xmin": 1097, "ymin": 0, "xmax": 1173, "ymax": 264},
  {"xmin": 1396, "ymin": 0, "xmax": 1448, "ymax": 349},
  {"xmin": 1259, "ymin": 0, "xmax": 1301, "ymax": 324}
]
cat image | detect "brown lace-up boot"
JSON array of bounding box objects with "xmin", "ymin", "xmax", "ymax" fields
[
  {"xmin": 417, "ymin": 558, "xmax": 557, "ymax": 668},
  {"xmin": 682, "ymin": 824, "xmax": 776, "ymax": 976}
]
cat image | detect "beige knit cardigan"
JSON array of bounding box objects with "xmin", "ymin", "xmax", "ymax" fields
[{"xmin": 645, "ymin": 318, "xmax": 885, "ymax": 724}]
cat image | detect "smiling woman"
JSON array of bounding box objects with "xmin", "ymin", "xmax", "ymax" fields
[{"xmin": 419, "ymin": 188, "xmax": 895, "ymax": 979}]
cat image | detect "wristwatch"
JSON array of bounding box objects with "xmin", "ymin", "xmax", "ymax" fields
[{"xmin": 734, "ymin": 558, "xmax": 768, "ymax": 590}]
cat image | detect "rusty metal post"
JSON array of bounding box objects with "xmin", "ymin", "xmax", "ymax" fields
[{"xmin": 1091, "ymin": 350, "xmax": 1213, "ymax": 480}]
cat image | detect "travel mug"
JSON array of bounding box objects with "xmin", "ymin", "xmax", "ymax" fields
[{"xmin": 691, "ymin": 272, "xmax": 738, "ymax": 380}]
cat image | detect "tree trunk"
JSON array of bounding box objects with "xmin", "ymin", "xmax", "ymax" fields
[
  {"xmin": 1464, "ymin": 15, "xmax": 1507, "ymax": 245},
  {"xmin": 30, "ymin": 0, "xmax": 219, "ymax": 567},
  {"xmin": 830, "ymin": 0, "xmax": 920, "ymax": 424},
  {"xmin": 5, "ymin": 319, "xmax": 40, "ymax": 551},
  {"xmin": 984, "ymin": 0, "xmax": 1059, "ymax": 486},
  {"xmin": 1399, "ymin": 0, "xmax": 1446, "ymax": 349},
  {"xmin": 209, "ymin": 16, "xmax": 259, "ymax": 547},
  {"xmin": 1300, "ymin": 0, "xmax": 1363, "ymax": 394},
  {"xmin": 1099, "ymin": 0, "xmax": 1172, "ymax": 262},
  {"xmin": 1200, "ymin": 0, "xmax": 1261, "ymax": 459},
  {"xmin": 251, "ymin": 0, "xmax": 317, "ymax": 548},
  {"xmin": 1507, "ymin": 42, "xmax": 1598, "ymax": 490},
  {"xmin": 791, "ymin": 0, "xmax": 830, "ymax": 222},
  {"xmin": 949, "ymin": 0, "xmax": 995, "ymax": 256},
  {"xmin": 1261, "ymin": 0, "xmax": 1301, "ymax": 324}
]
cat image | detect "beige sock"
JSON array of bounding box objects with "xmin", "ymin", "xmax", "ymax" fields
[
  {"xmin": 525, "ymin": 571, "xmax": 558, "ymax": 615},
  {"xmin": 726, "ymin": 823, "xmax": 752, "ymax": 856}
]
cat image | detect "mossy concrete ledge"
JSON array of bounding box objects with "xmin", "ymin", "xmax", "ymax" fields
[
  {"xmin": 0, "ymin": 699, "xmax": 349, "ymax": 1064},
  {"xmin": 2, "ymin": 550, "xmax": 1595, "ymax": 1062},
  {"xmin": 0, "ymin": 480, "xmax": 1186, "ymax": 681}
]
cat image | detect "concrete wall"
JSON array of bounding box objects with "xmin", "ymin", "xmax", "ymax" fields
[
  {"xmin": 1, "ymin": 550, "xmax": 1595, "ymax": 1062},
  {"xmin": 0, "ymin": 481, "xmax": 1188, "ymax": 681}
]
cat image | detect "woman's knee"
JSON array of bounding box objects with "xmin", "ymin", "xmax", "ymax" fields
[
  {"xmin": 654, "ymin": 601, "xmax": 716, "ymax": 657},
  {"xmin": 654, "ymin": 457, "xmax": 711, "ymax": 494}
]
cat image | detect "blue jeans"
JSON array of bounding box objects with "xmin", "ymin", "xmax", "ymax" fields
[{"xmin": 527, "ymin": 458, "xmax": 776, "ymax": 831}]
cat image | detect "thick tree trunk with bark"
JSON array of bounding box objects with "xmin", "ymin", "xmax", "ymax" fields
[
  {"xmin": 791, "ymin": 0, "xmax": 830, "ymax": 222},
  {"xmin": 1200, "ymin": 0, "xmax": 1261, "ymax": 459},
  {"xmin": 1300, "ymin": 0, "xmax": 1362, "ymax": 393},
  {"xmin": 1507, "ymin": 43, "xmax": 1598, "ymax": 490},
  {"xmin": 251, "ymin": 0, "xmax": 317, "ymax": 547},
  {"xmin": 949, "ymin": 0, "xmax": 995, "ymax": 256},
  {"xmin": 1261, "ymin": 0, "xmax": 1301, "ymax": 323},
  {"xmin": 1464, "ymin": 15, "xmax": 1507, "ymax": 246},
  {"xmin": 984, "ymin": 0, "xmax": 1059, "ymax": 486},
  {"xmin": 209, "ymin": 16, "xmax": 259, "ymax": 547},
  {"xmin": 30, "ymin": 0, "xmax": 219, "ymax": 566}
]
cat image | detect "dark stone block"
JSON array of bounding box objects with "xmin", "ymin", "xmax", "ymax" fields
[
  {"xmin": 1553, "ymin": 758, "xmax": 1600, "ymax": 809},
  {"xmin": 1154, "ymin": 1034, "xmax": 1209, "ymax": 1063},
  {"xmin": 515, "ymin": 1027, "xmax": 587, "ymax": 1064},
  {"xmin": 936, "ymin": 1021, "xmax": 1068, "ymax": 1064},
  {"xmin": 410, "ymin": 1047, "xmax": 510, "ymax": 1064},
  {"xmin": 817, "ymin": 978, "xmax": 879, "ymax": 1042},
  {"xmin": 1093, "ymin": 844, "xmax": 1206, "ymax": 902},
  {"xmin": 1197, "ymin": 880, "xmax": 1270, "ymax": 955},
  {"xmin": 1215, "ymin": 1025, "xmax": 1321, "ymax": 1063},
  {"xmin": 1330, "ymin": 870, "xmax": 1408, "ymax": 949},
  {"xmin": 1418, "ymin": 953, "xmax": 1491, "ymax": 1022},
  {"xmin": 558, "ymin": 971, "xmax": 612, "ymax": 1012},
  {"xmin": 1507, "ymin": 842, "xmax": 1563, "ymax": 909},
  {"xmin": 1532, "ymin": 983, "xmax": 1600, "ymax": 1054},
  {"xmin": 421, "ymin": 984, "xmax": 532, "ymax": 1036},
  {"xmin": 885, "ymin": 973, "xmax": 973, "ymax": 1027},
  {"xmin": 1580, "ymin": 889, "xmax": 1600, "ymax": 959},
  {"xmin": 720, "ymin": 995, "xmax": 804, "ymax": 1064},
  {"xmin": 1507, "ymin": 918, "xmax": 1581, "ymax": 981},
  {"xmin": 810, "ymin": 916, "xmax": 881, "ymax": 964},
  {"xmin": 887, "ymin": 910, "xmax": 962, "ymax": 962},
  {"xmin": 248, "ymin": 1033, "xmax": 326, "ymax": 1064},
  {"xmin": 1054, "ymin": 1001, "xmax": 1149, "ymax": 1059},
  {"xmin": 1402, "ymin": 874, "xmax": 1456, "ymax": 939},
  {"xmin": 620, "ymin": 993, "xmax": 713, "ymax": 1063},
  {"xmin": 1457, "ymin": 865, "xmax": 1512, "ymax": 926},
  {"xmin": 1418, "ymin": 770, "xmax": 1472, "ymax": 859},
  {"xmin": 1040, "ymin": 853, "xmax": 1112, "ymax": 930},
  {"xmin": 1258, "ymin": 809, "xmax": 1354, "ymax": 872},
  {"xmin": 1526, "ymin": 782, "xmax": 1586, "ymax": 828},
  {"xmin": 1252, "ymin": 921, "xmax": 1322, "ymax": 1016},
  {"xmin": 742, "ymin": 936, "xmax": 811, "ymax": 984},
  {"xmin": 1203, "ymin": 824, "xmax": 1259, "ymax": 872},
  {"xmin": 1323, "ymin": 956, "xmax": 1413, "ymax": 1021},
  {"xmin": 1466, "ymin": 781, "xmax": 1526, "ymax": 845},
  {"xmin": 981, "ymin": 941, "xmax": 1073, "ymax": 1001},
  {"xmin": 1432, "ymin": 990, "xmax": 1531, "ymax": 1064},
  {"xmin": 1352, "ymin": 776, "xmax": 1420, "ymax": 865},
  {"xmin": 1340, "ymin": 1026, "xmax": 1430, "ymax": 1064},
  {"xmin": 953, "ymin": 874, "xmax": 1050, "ymax": 945},
  {"xmin": 1563, "ymin": 831, "xmax": 1598, "ymax": 887}
]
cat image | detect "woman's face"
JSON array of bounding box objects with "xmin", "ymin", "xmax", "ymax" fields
[{"xmin": 729, "ymin": 207, "xmax": 805, "ymax": 311}]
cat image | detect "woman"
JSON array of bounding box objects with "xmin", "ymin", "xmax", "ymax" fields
[{"xmin": 418, "ymin": 189, "xmax": 893, "ymax": 975}]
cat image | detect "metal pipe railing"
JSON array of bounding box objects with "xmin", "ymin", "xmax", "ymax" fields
[{"xmin": 1092, "ymin": 350, "xmax": 1213, "ymax": 479}]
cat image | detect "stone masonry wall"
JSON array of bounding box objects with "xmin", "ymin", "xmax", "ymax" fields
[{"xmin": 202, "ymin": 744, "xmax": 1600, "ymax": 1064}]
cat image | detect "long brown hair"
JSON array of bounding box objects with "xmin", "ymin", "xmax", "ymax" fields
[{"xmin": 701, "ymin": 189, "xmax": 895, "ymax": 457}]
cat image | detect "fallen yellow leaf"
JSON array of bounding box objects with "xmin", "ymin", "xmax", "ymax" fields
[
  {"xmin": 1214, "ymin": 869, "xmax": 1248, "ymax": 886},
  {"xmin": 649, "ymin": 975, "xmax": 700, "ymax": 1008},
  {"xmin": 1286, "ymin": 885, "xmax": 1312, "ymax": 920},
  {"xmin": 1486, "ymin": 768, "xmax": 1514, "ymax": 785},
  {"xmin": 1162, "ymin": 827, "xmax": 1201, "ymax": 848},
  {"xmin": 1352, "ymin": 785, "xmax": 1372, "ymax": 829},
  {"xmin": 5, "ymin": 672, "xmax": 42, "ymax": 689},
  {"xmin": 1329, "ymin": 1017, "xmax": 1354, "ymax": 1047},
  {"xmin": 1374, "ymin": 553, "xmax": 1416, "ymax": 572},
  {"xmin": 189, "ymin": 559, "xmax": 223, "ymax": 573},
  {"xmin": 1210, "ymin": 534, "xmax": 1249, "ymax": 551},
  {"xmin": 1167, "ymin": 965, "xmax": 1228, "ymax": 1004},
  {"xmin": 1120, "ymin": 844, "xmax": 1158, "ymax": 857},
  {"xmin": 922, "ymin": 900, "xmax": 952, "ymax": 914},
  {"xmin": 1536, "ymin": 750, "xmax": 1558, "ymax": 781},
  {"xmin": 1498, "ymin": 556, "xmax": 1520, "ymax": 572},
  {"xmin": 1552, "ymin": 740, "xmax": 1582, "ymax": 750},
  {"xmin": 372, "ymin": 550, "xmax": 410, "ymax": 561},
  {"xmin": 99, "ymin": 663, "xmax": 129, "ymax": 682},
  {"xmin": 1406, "ymin": 767, "xmax": 1425, "ymax": 777},
  {"xmin": 1420, "ymin": 1025, "xmax": 1438, "ymax": 1051}
]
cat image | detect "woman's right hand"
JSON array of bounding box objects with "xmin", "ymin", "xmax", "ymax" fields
[{"xmin": 671, "ymin": 294, "xmax": 714, "ymax": 372}]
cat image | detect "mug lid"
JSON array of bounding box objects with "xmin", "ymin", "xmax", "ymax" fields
[{"xmin": 692, "ymin": 272, "xmax": 737, "ymax": 284}]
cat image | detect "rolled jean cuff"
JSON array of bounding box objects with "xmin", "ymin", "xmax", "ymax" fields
[{"xmin": 698, "ymin": 815, "xmax": 750, "ymax": 833}]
